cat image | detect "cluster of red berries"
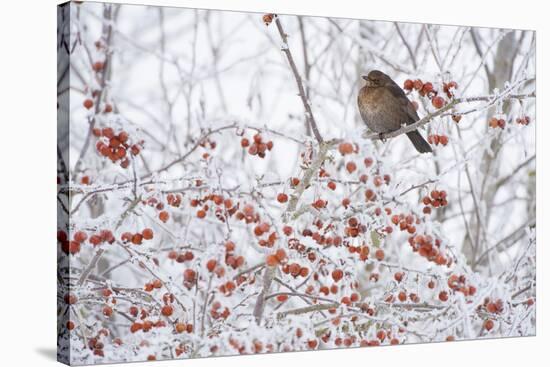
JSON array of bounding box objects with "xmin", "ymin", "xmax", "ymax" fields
[
  {"xmin": 515, "ymin": 116, "xmax": 531, "ymax": 125},
  {"xmin": 198, "ymin": 138, "xmax": 217, "ymax": 150},
  {"xmin": 403, "ymin": 78, "xmax": 457, "ymax": 109},
  {"xmin": 59, "ymin": 229, "xmax": 114, "ymax": 255},
  {"xmin": 339, "ymin": 292, "xmax": 361, "ymax": 306},
  {"xmin": 344, "ymin": 217, "xmax": 367, "ymax": 238},
  {"xmin": 404, "ymin": 79, "xmax": 437, "ymax": 98},
  {"xmin": 86, "ymin": 328, "xmax": 111, "ymax": 357},
  {"xmin": 175, "ymin": 322, "xmax": 194, "ymax": 334},
  {"xmin": 210, "ymin": 301, "xmax": 231, "ymax": 320},
  {"xmin": 258, "ymin": 229, "xmax": 278, "ymax": 248},
  {"xmin": 166, "ymin": 193, "xmax": 182, "ymax": 207},
  {"xmin": 361, "ymin": 333, "xmax": 399, "ymax": 347},
  {"xmin": 230, "ymin": 203, "xmax": 277, "ymax": 247},
  {"xmin": 234, "ymin": 203, "xmax": 259, "ymax": 224},
  {"xmin": 205, "ymin": 259, "xmax": 221, "ymax": 274},
  {"xmin": 480, "ymin": 298, "xmax": 504, "ymax": 314},
  {"xmin": 93, "ymin": 127, "xmax": 143, "ymax": 168},
  {"xmin": 392, "ymin": 290, "xmax": 420, "ymax": 303},
  {"xmin": 191, "ymin": 194, "xmax": 239, "ymax": 223},
  {"xmin": 121, "ymin": 228, "xmax": 154, "ymax": 245},
  {"xmin": 374, "ymin": 174, "xmax": 391, "ymax": 186},
  {"xmin": 442, "ymin": 82, "xmax": 458, "ymax": 98},
  {"xmin": 319, "ymin": 284, "xmax": 338, "ymax": 296},
  {"xmin": 219, "ymin": 280, "xmax": 238, "ymax": 296},
  {"xmin": 408, "ymin": 234, "xmax": 449, "ymax": 266},
  {"xmin": 82, "ymin": 69, "xmax": 114, "ymax": 107},
  {"xmin": 240, "ymin": 133, "xmax": 273, "ymax": 158},
  {"xmin": 66, "ymin": 231, "xmax": 86, "ymax": 255},
  {"xmin": 223, "ymin": 241, "xmax": 245, "ymax": 270},
  {"xmin": 347, "ymin": 244, "xmax": 371, "ymax": 261},
  {"xmin": 144, "ymin": 279, "xmax": 163, "ymax": 292},
  {"xmin": 489, "ymin": 117, "xmax": 506, "ymax": 129},
  {"xmin": 374, "ymin": 206, "xmax": 393, "ymax": 226},
  {"xmin": 391, "ymin": 213, "xmax": 419, "ymax": 235},
  {"xmin": 421, "ymin": 189, "xmax": 448, "ymax": 214},
  {"xmin": 286, "ymin": 237, "xmax": 306, "ymax": 253},
  {"xmin": 478, "ymin": 298, "xmax": 502, "ymax": 332},
  {"xmin": 447, "ymin": 274, "xmax": 477, "ymax": 296},
  {"xmin": 427, "ymin": 134, "xmax": 449, "ymax": 146},
  {"xmin": 282, "ymin": 262, "xmax": 309, "ymax": 278},
  {"xmin": 168, "ymin": 249, "xmax": 194, "ymax": 263},
  {"xmin": 144, "ymin": 197, "xmax": 171, "ymax": 223},
  {"xmin": 129, "ymin": 319, "xmax": 166, "ymax": 334},
  {"xmin": 331, "ymin": 335, "xmax": 357, "ymax": 347},
  {"xmin": 198, "ymin": 138, "xmax": 218, "ymax": 160},
  {"xmin": 128, "ymin": 305, "xmax": 149, "ymax": 320},
  {"xmin": 254, "ymin": 221, "xmax": 272, "ymax": 237},
  {"xmin": 266, "ymin": 249, "xmax": 288, "ymax": 267},
  {"xmin": 294, "ymin": 219, "xmax": 343, "ymax": 247},
  {"xmin": 88, "ymin": 229, "xmax": 115, "ymax": 246}
]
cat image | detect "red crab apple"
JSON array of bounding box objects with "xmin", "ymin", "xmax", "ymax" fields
[
  {"xmin": 277, "ymin": 193, "xmax": 288, "ymax": 203},
  {"xmin": 432, "ymin": 96, "xmax": 445, "ymax": 109},
  {"xmin": 332, "ymin": 269, "xmax": 344, "ymax": 282},
  {"xmin": 83, "ymin": 99, "xmax": 94, "ymax": 110},
  {"xmin": 142, "ymin": 228, "xmax": 154, "ymax": 240}
]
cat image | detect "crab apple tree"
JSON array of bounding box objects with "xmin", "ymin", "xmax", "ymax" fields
[{"xmin": 57, "ymin": 5, "xmax": 535, "ymax": 365}]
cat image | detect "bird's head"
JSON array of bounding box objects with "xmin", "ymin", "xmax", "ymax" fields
[{"xmin": 362, "ymin": 70, "xmax": 388, "ymax": 88}]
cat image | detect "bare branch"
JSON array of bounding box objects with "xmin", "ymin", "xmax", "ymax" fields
[{"xmin": 275, "ymin": 17, "xmax": 324, "ymax": 144}]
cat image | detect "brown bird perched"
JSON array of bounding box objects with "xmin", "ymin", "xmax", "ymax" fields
[{"xmin": 358, "ymin": 70, "xmax": 432, "ymax": 153}]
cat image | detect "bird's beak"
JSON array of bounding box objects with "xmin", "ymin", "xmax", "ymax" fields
[{"xmin": 362, "ymin": 75, "xmax": 369, "ymax": 81}]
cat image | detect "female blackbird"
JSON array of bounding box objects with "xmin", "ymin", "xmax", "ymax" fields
[{"xmin": 358, "ymin": 70, "xmax": 432, "ymax": 153}]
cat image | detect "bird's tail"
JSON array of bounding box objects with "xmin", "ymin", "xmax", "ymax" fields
[{"xmin": 406, "ymin": 130, "xmax": 432, "ymax": 153}]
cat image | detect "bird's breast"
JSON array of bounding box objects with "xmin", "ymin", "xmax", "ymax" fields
[{"xmin": 357, "ymin": 87, "xmax": 389, "ymax": 133}]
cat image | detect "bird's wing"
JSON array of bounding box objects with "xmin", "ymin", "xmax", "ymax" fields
[{"xmin": 384, "ymin": 82, "xmax": 420, "ymax": 124}]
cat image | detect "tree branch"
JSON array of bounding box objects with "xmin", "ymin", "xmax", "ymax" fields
[
  {"xmin": 275, "ymin": 16, "xmax": 323, "ymax": 144},
  {"xmin": 77, "ymin": 248, "xmax": 105, "ymax": 286},
  {"xmin": 363, "ymin": 90, "xmax": 535, "ymax": 141}
]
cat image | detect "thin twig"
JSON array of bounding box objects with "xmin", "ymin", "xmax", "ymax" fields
[
  {"xmin": 77, "ymin": 248, "xmax": 105, "ymax": 286},
  {"xmin": 275, "ymin": 17, "xmax": 323, "ymax": 144},
  {"xmin": 394, "ymin": 22, "xmax": 417, "ymax": 70}
]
